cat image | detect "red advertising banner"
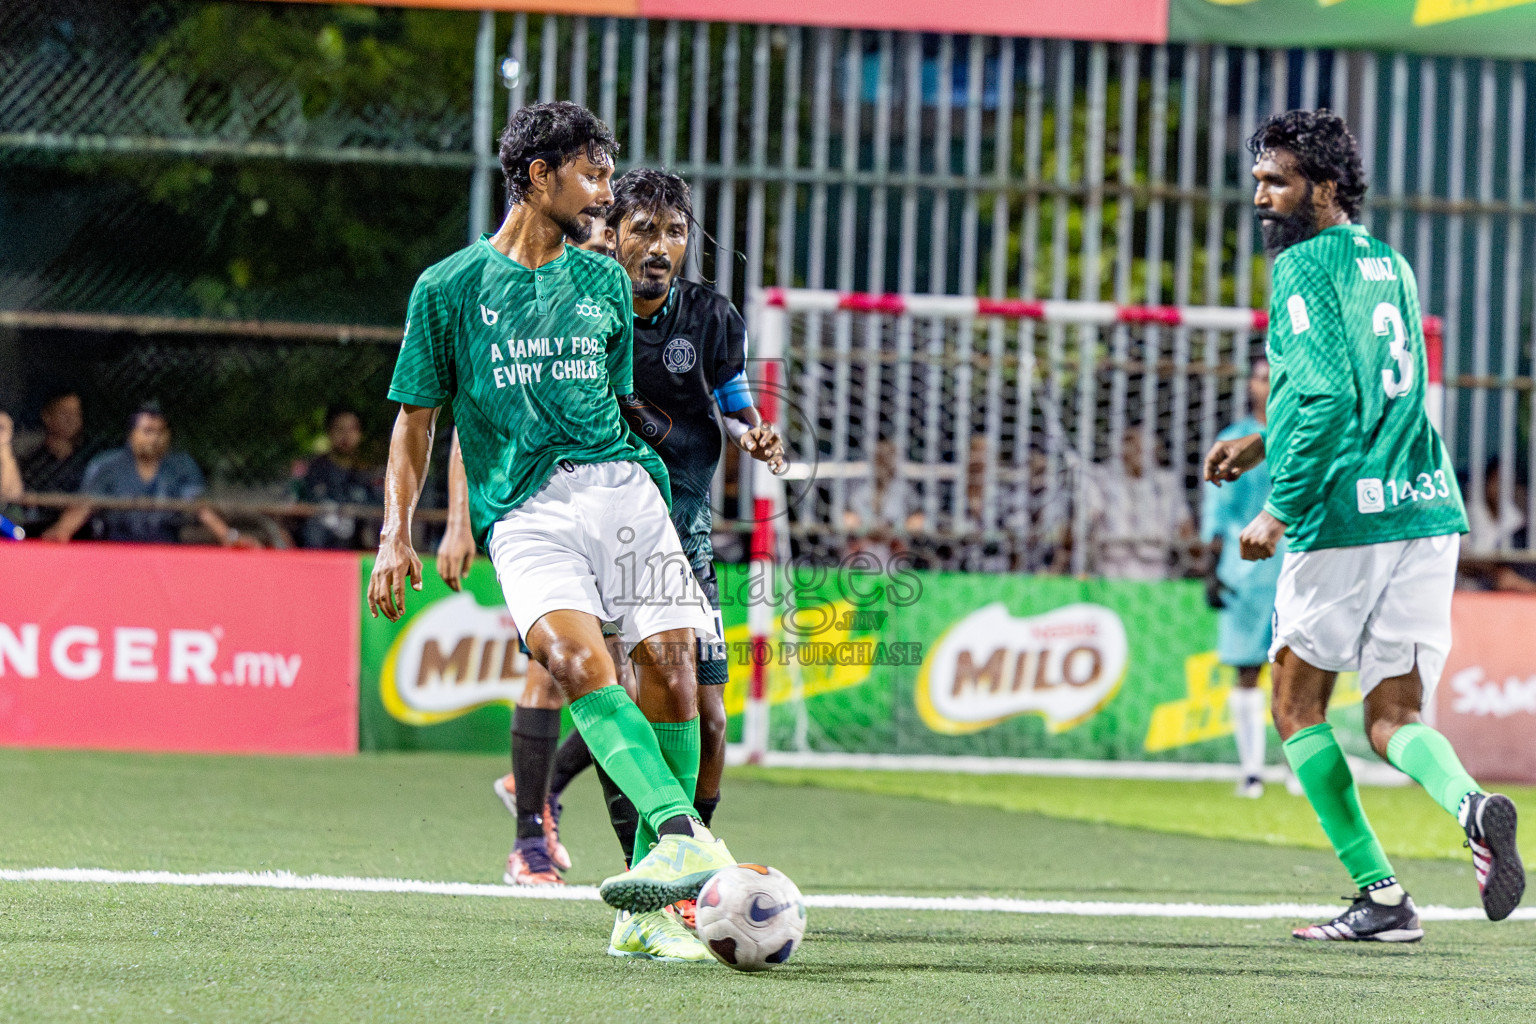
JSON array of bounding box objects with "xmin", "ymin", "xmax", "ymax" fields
[
  {"xmin": 0, "ymin": 544, "xmax": 359, "ymax": 754},
  {"xmin": 275, "ymin": 0, "xmax": 1169, "ymax": 42},
  {"xmin": 1437, "ymin": 592, "xmax": 1536, "ymax": 785}
]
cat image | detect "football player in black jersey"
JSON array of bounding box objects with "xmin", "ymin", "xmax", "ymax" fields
[{"xmin": 600, "ymin": 169, "xmax": 786, "ymax": 864}]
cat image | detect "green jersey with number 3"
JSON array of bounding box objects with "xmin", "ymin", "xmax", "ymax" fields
[{"xmin": 1262, "ymin": 223, "xmax": 1467, "ymax": 551}]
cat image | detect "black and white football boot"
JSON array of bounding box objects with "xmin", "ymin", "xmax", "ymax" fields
[
  {"xmin": 1461, "ymin": 793, "xmax": 1525, "ymax": 921},
  {"xmin": 1292, "ymin": 890, "xmax": 1423, "ymax": 942}
]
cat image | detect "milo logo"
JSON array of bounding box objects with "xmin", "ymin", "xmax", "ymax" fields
[
  {"xmin": 380, "ymin": 593, "xmax": 527, "ymax": 725},
  {"xmin": 915, "ymin": 603, "xmax": 1128, "ymax": 735}
]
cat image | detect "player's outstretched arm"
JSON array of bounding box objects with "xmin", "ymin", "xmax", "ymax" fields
[
  {"xmin": 1203, "ymin": 432, "xmax": 1266, "ymax": 486},
  {"xmin": 723, "ymin": 407, "xmax": 787, "ymax": 476},
  {"xmin": 434, "ymin": 427, "xmax": 475, "ymax": 592},
  {"xmin": 369, "ymin": 403, "xmax": 438, "ymax": 621}
]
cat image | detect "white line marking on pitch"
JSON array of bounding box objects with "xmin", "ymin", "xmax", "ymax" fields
[{"xmin": 1, "ymin": 867, "xmax": 1529, "ymax": 923}]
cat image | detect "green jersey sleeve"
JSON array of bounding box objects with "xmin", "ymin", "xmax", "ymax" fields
[
  {"xmin": 606, "ymin": 271, "xmax": 635, "ymax": 397},
  {"xmin": 1263, "ymin": 253, "xmax": 1356, "ymax": 527},
  {"xmin": 388, "ymin": 275, "xmax": 455, "ymax": 407}
]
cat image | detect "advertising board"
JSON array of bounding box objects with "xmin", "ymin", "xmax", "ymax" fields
[{"xmin": 0, "ymin": 544, "xmax": 359, "ymax": 754}]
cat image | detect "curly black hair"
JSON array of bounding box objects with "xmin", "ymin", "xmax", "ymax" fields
[
  {"xmin": 498, "ymin": 101, "xmax": 618, "ymax": 205},
  {"xmin": 1246, "ymin": 109, "xmax": 1367, "ymax": 220},
  {"xmin": 608, "ymin": 167, "xmax": 694, "ymax": 230}
]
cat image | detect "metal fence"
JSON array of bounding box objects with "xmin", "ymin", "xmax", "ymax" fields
[
  {"xmin": 5, "ymin": 3, "xmax": 1536, "ymax": 555},
  {"xmin": 762, "ymin": 294, "xmax": 1261, "ymax": 575}
]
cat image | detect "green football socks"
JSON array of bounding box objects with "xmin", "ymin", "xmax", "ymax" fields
[
  {"xmin": 632, "ymin": 718, "xmax": 702, "ymax": 860},
  {"xmin": 569, "ymin": 686, "xmax": 697, "ymax": 836},
  {"xmin": 1283, "ymin": 722, "xmax": 1396, "ymax": 890},
  {"xmin": 1386, "ymin": 722, "xmax": 1482, "ymax": 819}
]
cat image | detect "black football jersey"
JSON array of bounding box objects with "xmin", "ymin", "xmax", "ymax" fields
[{"xmin": 622, "ymin": 279, "xmax": 750, "ymax": 529}]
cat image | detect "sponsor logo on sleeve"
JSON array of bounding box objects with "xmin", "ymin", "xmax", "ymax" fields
[{"xmin": 1286, "ymin": 294, "xmax": 1310, "ymax": 334}]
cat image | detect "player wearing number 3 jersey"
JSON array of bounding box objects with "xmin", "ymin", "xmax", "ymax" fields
[{"xmin": 1205, "ymin": 110, "xmax": 1522, "ymax": 943}]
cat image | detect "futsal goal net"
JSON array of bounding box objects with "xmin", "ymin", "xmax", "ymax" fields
[{"xmin": 731, "ymin": 287, "xmax": 1442, "ymax": 776}]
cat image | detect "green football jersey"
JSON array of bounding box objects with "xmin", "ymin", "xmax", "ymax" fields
[
  {"xmin": 1262, "ymin": 223, "xmax": 1467, "ymax": 551},
  {"xmin": 388, "ymin": 236, "xmax": 670, "ymax": 546}
]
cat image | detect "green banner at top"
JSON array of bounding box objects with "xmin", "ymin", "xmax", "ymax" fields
[{"xmin": 1171, "ymin": 0, "xmax": 1536, "ymax": 59}]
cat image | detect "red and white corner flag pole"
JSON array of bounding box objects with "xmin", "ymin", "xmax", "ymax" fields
[{"xmin": 742, "ymin": 298, "xmax": 785, "ymax": 764}]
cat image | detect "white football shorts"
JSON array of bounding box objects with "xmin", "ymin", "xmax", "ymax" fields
[
  {"xmin": 487, "ymin": 460, "xmax": 714, "ymax": 648},
  {"xmin": 1269, "ymin": 532, "xmax": 1460, "ymax": 699}
]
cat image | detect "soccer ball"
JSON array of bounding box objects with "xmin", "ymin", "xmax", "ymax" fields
[{"xmin": 694, "ymin": 864, "xmax": 806, "ymax": 972}]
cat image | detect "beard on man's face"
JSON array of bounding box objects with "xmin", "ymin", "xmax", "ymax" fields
[
  {"xmin": 1258, "ymin": 182, "xmax": 1318, "ymax": 256},
  {"xmin": 632, "ymin": 254, "xmax": 673, "ymax": 300},
  {"xmin": 553, "ymin": 206, "xmax": 605, "ymax": 246}
]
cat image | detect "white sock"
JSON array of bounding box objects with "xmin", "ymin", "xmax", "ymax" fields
[
  {"xmin": 1366, "ymin": 880, "xmax": 1406, "ymax": 906},
  {"xmin": 1229, "ymin": 685, "xmax": 1265, "ymax": 779},
  {"xmin": 1243, "ymin": 686, "xmax": 1267, "ymax": 777}
]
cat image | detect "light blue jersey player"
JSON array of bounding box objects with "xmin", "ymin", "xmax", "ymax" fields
[{"xmin": 1202, "ymin": 359, "xmax": 1281, "ymax": 797}]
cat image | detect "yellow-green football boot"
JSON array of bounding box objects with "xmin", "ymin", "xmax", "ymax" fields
[
  {"xmin": 607, "ymin": 909, "xmax": 714, "ymax": 962},
  {"xmin": 598, "ymin": 824, "xmax": 735, "ymax": 913}
]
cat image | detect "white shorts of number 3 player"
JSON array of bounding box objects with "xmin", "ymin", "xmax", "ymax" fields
[
  {"xmin": 487, "ymin": 460, "xmax": 715, "ymax": 647},
  {"xmin": 1269, "ymin": 532, "xmax": 1460, "ymax": 699}
]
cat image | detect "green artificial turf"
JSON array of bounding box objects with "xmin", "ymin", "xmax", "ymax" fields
[
  {"xmin": 2, "ymin": 749, "xmax": 1533, "ymax": 1023},
  {"xmin": 736, "ymin": 767, "xmax": 1536, "ymax": 863}
]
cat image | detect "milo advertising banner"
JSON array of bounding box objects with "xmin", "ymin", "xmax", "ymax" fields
[
  {"xmin": 359, "ymin": 558, "xmax": 1369, "ymax": 762},
  {"xmin": 714, "ymin": 565, "xmax": 1370, "ymax": 763},
  {"xmin": 359, "ymin": 557, "xmax": 529, "ymax": 751}
]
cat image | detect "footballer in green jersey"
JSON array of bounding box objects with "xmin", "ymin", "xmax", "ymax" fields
[
  {"xmin": 369, "ymin": 103, "xmax": 737, "ymax": 950},
  {"xmin": 1205, "ymin": 110, "xmax": 1521, "ymax": 942}
]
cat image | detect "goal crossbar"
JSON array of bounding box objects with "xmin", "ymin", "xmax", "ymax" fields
[{"xmin": 758, "ymin": 286, "xmax": 1445, "ymax": 351}]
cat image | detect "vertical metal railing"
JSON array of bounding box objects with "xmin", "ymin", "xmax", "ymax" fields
[{"xmin": 492, "ymin": 23, "xmax": 1535, "ymax": 552}]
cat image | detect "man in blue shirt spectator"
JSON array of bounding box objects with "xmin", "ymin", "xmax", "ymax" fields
[
  {"xmin": 294, "ymin": 406, "xmax": 382, "ymax": 549},
  {"xmin": 47, "ymin": 403, "xmax": 239, "ymax": 546},
  {"xmin": 1202, "ymin": 359, "xmax": 1283, "ymax": 798}
]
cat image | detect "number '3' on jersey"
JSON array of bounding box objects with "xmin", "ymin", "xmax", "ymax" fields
[{"xmin": 1263, "ymin": 224, "xmax": 1467, "ymax": 552}]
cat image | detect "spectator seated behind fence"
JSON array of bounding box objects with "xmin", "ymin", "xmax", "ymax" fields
[
  {"xmin": 46, "ymin": 403, "xmax": 240, "ymax": 546},
  {"xmin": 294, "ymin": 406, "xmax": 382, "ymax": 549},
  {"xmin": 938, "ymin": 435, "xmax": 1016, "ymax": 574},
  {"xmin": 1458, "ymin": 459, "xmax": 1536, "ymax": 593},
  {"xmin": 842, "ymin": 439, "xmax": 922, "ymax": 566},
  {"xmin": 1080, "ymin": 426, "xmax": 1195, "ymax": 581},
  {"xmin": 1020, "ymin": 444, "xmax": 1071, "ymax": 574},
  {"xmin": 0, "ymin": 391, "xmax": 93, "ymax": 538}
]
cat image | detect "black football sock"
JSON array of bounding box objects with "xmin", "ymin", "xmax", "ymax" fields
[
  {"xmin": 594, "ymin": 763, "xmax": 639, "ymax": 867},
  {"xmin": 548, "ymin": 729, "xmax": 594, "ymax": 799},
  {"xmin": 657, "ymin": 815, "xmax": 694, "ymax": 838},
  {"xmin": 511, "ymin": 707, "xmax": 560, "ymax": 840},
  {"xmin": 693, "ymin": 794, "xmax": 720, "ymax": 829}
]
